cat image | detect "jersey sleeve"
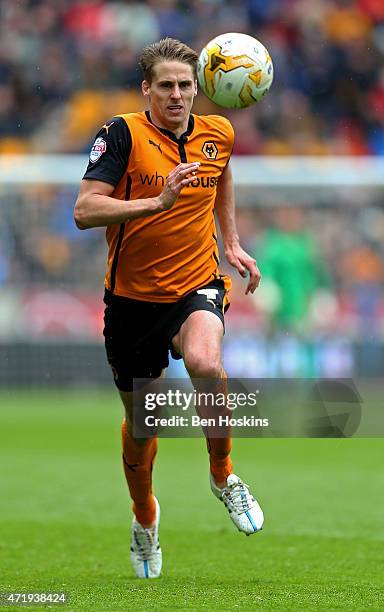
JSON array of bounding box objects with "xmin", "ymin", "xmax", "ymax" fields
[
  {"xmin": 221, "ymin": 116, "xmax": 235, "ymax": 159},
  {"xmin": 83, "ymin": 116, "xmax": 132, "ymax": 187}
]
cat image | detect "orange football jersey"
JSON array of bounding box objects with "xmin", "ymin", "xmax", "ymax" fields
[{"xmin": 83, "ymin": 111, "xmax": 233, "ymax": 302}]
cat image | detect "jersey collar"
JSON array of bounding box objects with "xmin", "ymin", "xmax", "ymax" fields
[{"xmin": 145, "ymin": 111, "xmax": 194, "ymax": 143}]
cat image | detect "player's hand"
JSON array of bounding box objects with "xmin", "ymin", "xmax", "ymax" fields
[
  {"xmin": 156, "ymin": 162, "xmax": 200, "ymax": 211},
  {"xmin": 225, "ymin": 243, "xmax": 261, "ymax": 294}
]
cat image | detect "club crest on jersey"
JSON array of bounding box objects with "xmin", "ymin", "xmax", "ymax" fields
[
  {"xmin": 89, "ymin": 137, "xmax": 106, "ymax": 163},
  {"xmin": 202, "ymin": 141, "xmax": 218, "ymax": 160}
]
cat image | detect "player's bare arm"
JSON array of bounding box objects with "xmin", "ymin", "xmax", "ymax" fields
[
  {"xmin": 74, "ymin": 162, "xmax": 200, "ymax": 229},
  {"xmin": 214, "ymin": 162, "xmax": 261, "ymax": 294}
]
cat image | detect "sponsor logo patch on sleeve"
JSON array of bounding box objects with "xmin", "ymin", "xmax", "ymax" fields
[{"xmin": 89, "ymin": 137, "xmax": 106, "ymax": 163}]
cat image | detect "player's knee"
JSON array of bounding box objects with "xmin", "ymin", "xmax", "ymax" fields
[{"xmin": 184, "ymin": 351, "xmax": 222, "ymax": 379}]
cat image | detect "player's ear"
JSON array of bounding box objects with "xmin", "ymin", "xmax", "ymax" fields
[
  {"xmin": 142, "ymin": 80, "xmax": 151, "ymax": 97},
  {"xmin": 194, "ymin": 80, "xmax": 198, "ymax": 96}
]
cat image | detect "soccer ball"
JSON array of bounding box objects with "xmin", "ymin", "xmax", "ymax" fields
[{"xmin": 197, "ymin": 32, "xmax": 273, "ymax": 109}]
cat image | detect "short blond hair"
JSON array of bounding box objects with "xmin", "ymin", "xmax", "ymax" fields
[{"xmin": 139, "ymin": 37, "xmax": 198, "ymax": 83}]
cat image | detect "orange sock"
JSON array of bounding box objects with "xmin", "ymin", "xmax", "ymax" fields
[
  {"xmin": 207, "ymin": 368, "xmax": 233, "ymax": 484},
  {"xmin": 207, "ymin": 437, "xmax": 233, "ymax": 484},
  {"xmin": 121, "ymin": 418, "xmax": 157, "ymax": 526}
]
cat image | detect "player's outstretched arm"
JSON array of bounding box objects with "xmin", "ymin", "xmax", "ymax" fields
[
  {"xmin": 74, "ymin": 162, "xmax": 200, "ymax": 229},
  {"xmin": 215, "ymin": 162, "xmax": 261, "ymax": 294}
]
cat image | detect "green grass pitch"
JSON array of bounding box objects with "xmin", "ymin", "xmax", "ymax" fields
[{"xmin": 1, "ymin": 389, "xmax": 383, "ymax": 611}]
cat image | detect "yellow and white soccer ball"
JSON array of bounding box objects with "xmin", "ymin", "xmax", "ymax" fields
[{"xmin": 197, "ymin": 32, "xmax": 273, "ymax": 108}]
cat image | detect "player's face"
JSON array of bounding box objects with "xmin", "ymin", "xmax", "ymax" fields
[{"xmin": 142, "ymin": 61, "xmax": 197, "ymax": 136}]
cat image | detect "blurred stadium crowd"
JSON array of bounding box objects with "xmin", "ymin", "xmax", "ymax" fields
[
  {"xmin": 0, "ymin": 0, "xmax": 384, "ymax": 380},
  {"xmin": 1, "ymin": 183, "xmax": 383, "ymax": 375},
  {"xmin": 1, "ymin": 0, "xmax": 384, "ymax": 155}
]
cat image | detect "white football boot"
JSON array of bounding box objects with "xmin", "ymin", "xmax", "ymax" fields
[
  {"xmin": 130, "ymin": 497, "xmax": 162, "ymax": 578},
  {"xmin": 210, "ymin": 473, "xmax": 264, "ymax": 535}
]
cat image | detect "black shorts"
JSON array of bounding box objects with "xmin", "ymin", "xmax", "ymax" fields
[{"xmin": 103, "ymin": 278, "xmax": 229, "ymax": 392}]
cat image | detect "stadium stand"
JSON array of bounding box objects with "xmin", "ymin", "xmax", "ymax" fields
[{"xmin": 0, "ymin": 0, "xmax": 384, "ymax": 155}]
